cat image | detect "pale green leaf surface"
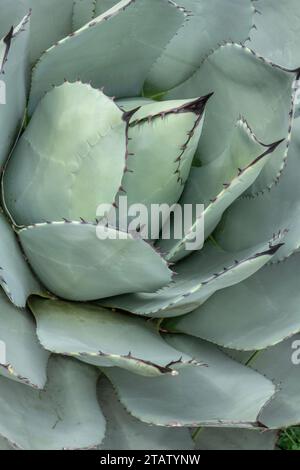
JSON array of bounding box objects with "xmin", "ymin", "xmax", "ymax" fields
[
  {"xmin": 18, "ymin": 221, "xmax": 172, "ymax": 301},
  {"xmin": 98, "ymin": 375, "xmax": 195, "ymax": 450},
  {"xmin": 215, "ymin": 113, "xmax": 300, "ymax": 263},
  {"xmin": 167, "ymin": 43, "xmax": 296, "ymax": 194},
  {"xmin": 72, "ymin": 0, "xmax": 96, "ymax": 31},
  {"xmin": 0, "ymin": 211, "xmax": 42, "ymax": 307},
  {"xmin": 0, "ymin": 436, "xmax": 14, "ymax": 450},
  {"xmin": 116, "ymin": 96, "xmax": 208, "ymax": 238},
  {"xmin": 158, "ymin": 119, "xmax": 280, "ymax": 261},
  {"xmin": 248, "ymin": 0, "xmax": 300, "ymax": 69},
  {"xmin": 0, "ymin": 14, "xmax": 30, "ymax": 168},
  {"xmin": 104, "ymin": 335, "xmax": 275, "ymax": 427},
  {"xmin": 29, "ymin": 297, "xmax": 196, "ymax": 377},
  {"xmin": 0, "ymin": 356, "xmax": 105, "ymax": 450},
  {"xmin": 3, "ymin": 82, "xmax": 126, "ymax": 226},
  {"xmin": 0, "ymin": 289, "xmax": 49, "ymax": 389},
  {"xmin": 230, "ymin": 335, "xmax": 300, "ymax": 429},
  {"xmin": 194, "ymin": 427, "xmax": 278, "ymax": 450},
  {"xmin": 144, "ymin": 0, "xmax": 253, "ymax": 94},
  {"xmin": 0, "ymin": 0, "xmax": 74, "ymax": 65},
  {"xmin": 29, "ymin": 0, "xmax": 184, "ymax": 113}
]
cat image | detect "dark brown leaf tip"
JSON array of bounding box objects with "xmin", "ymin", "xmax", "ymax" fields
[{"xmin": 122, "ymin": 106, "xmax": 141, "ymax": 123}]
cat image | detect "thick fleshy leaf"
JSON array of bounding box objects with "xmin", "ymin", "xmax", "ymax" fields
[
  {"xmin": 248, "ymin": 0, "xmax": 300, "ymax": 69},
  {"xmin": 98, "ymin": 375, "xmax": 195, "ymax": 450},
  {"xmin": 167, "ymin": 43, "xmax": 297, "ymax": 194},
  {"xmin": 0, "ymin": 289, "xmax": 49, "ymax": 388},
  {"xmin": 194, "ymin": 428, "xmax": 278, "ymax": 450},
  {"xmin": 0, "ymin": 211, "xmax": 42, "ymax": 307},
  {"xmin": 100, "ymin": 239, "xmax": 283, "ymax": 317},
  {"xmin": 27, "ymin": 0, "xmax": 74, "ymax": 65},
  {"xmin": 29, "ymin": 297, "xmax": 198, "ymax": 377},
  {"xmin": 94, "ymin": 0, "xmax": 121, "ymax": 17},
  {"xmin": 116, "ymin": 95, "xmax": 209, "ymax": 238},
  {"xmin": 231, "ymin": 335, "xmax": 300, "ymax": 429},
  {"xmin": 158, "ymin": 120, "xmax": 281, "ymax": 261},
  {"xmin": 29, "ymin": 0, "xmax": 184, "ymax": 113},
  {"xmin": 166, "ymin": 252, "xmax": 300, "ymax": 351},
  {"xmin": 18, "ymin": 221, "xmax": 172, "ymax": 301},
  {"xmin": 0, "ymin": 14, "xmax": 30, "ymax": 168},
  {"xmin": 0, "ymin": 356, "xmax": 105, "ymax": 450},
  {"xmin": 0, "ymin": 1, "xmax": 28, "ymax": 38},
  {"xmin": 3, "ymin": 82, "xmax": 127, "ymax": 226},
  {"xmin": 144, "ymin": 0, "xmax": 253, "ymax": 95},
  {"xmin": 72, "ymin": 0, "xmax": 96, "ymax": 31},
  {"xmin": 215, "ymin": 113, "xmax": 300, "ymax": 263},
  {"xmin": 104, "ymin": 335, "xmax": 275, "ymax": 427}
]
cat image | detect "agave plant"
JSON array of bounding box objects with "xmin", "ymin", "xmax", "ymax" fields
[{"xmin": 0, "ymin": 0, "xmax": 299, "ymax": 451}]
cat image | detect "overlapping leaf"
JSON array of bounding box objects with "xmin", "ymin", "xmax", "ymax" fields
[
  {"xmin": 167, "ymin": 43, "xmax": 297, "ymax": 194},
  {"xmin": 29, "ymin": 297, "xmax": 199, "ymax": 377},
  {"xmin": 18, "ymin": 221, "xmax": 172, "ymax": 301},
  {"xmin": 98, "ymin": 375, "xmax": 195, "ymax": 450},
  {"xmin": 0, "ymin": 14, "xmax": 30, "ymax": 168},
  {"xmin": 0, "ymin": 289, "xmax": 49, "ymax": 388},
  {"xmin": 29, "ymin": 0, "xmax": 184, "ymax": 112},
  {"xmin": 215, "ymin": 113, "xmax": 300, "ymax": 263},
  {"xmin": 165, "ymin": 252, "xmax": 300, "ymax": 351},
  {"xmin": 104, "ymin": 335, "xmax": 275, "ymax": 427},
  {"xmin": 101, "ymin": 238, "xmax": 283, "ymax": 317},
  {"xmin": 3, "ymin": 82, "xmax": 127, "ymax": 226},
  {"xmin": 144, "ymin": 0, "xmax": 253, "ymax": 94}
]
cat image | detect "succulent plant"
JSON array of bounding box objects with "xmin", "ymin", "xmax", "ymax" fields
[{"xmin": 0, "ymin": 0, "xmax": 300, "ymax": 451}]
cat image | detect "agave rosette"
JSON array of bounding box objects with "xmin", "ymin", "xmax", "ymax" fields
[{"xmin": 0, "ymin": 0, "xmax": 299, "ymax": 450}]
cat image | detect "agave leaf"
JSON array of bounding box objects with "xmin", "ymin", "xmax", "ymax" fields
[
  {"xmin": 100, "ymin": 239, "xmax": 283, "ymax": 317},
  {"xmin": 144, "ymin": 0, "xmax": 253, "ymax": 95},
  {"xmin": 116, "ymin": 95, "xmax": 210, "ymax": 238},
  {"xmin": 29, "ymin": 297, "xmax": 198, "ymax": 377},
  {"xmin": 98, "ymin": 375, "xmax": 195, "ymax": 450},
  {"xmin": 0, "ymin": 14, "xmax": 30, "ymax": 168},
  {"xmin": 0, "ymin": 436, "xmax": 13, "ymax": 450},
  {"xmin": 3, "ymin": 82, "xmax": 127, "ymax": 226},
  {"xmin": 158, "ymin": 120, "xmax": 282, "ymax": 261},
  {"xmin": 0, "ymin": 289, "xmax": 49, "ymax": 389},
  {"xmin": 165, "ymin": 252, "xmax": 300, "ymax": 351},
  {"xmin": 0, "ymin": 356, "xmax": 105, "ymax": 450},
  {"xmin": 0, "ymin": 0, "xmax": 74, "ymax": 66},
  {"xmin": 72, "ymin": 0, "xmax": 96, "ymax": 31},
  {"xmin": 18, "ymin": 221, "xmax": 172, "ymax": 301},
  {"xmin": 0, "ymin": 211, "xmax": 42, "ymax": 307},
  {"xmin": 0, "ymin": 1, "xmax": 28, "ymax": 38},
  {"xmin": 194, "ymin": 427, "xmax": 278, "ymax": 451},
  {"xmin": 117, "ymin": 97, "xmax": 153, "ymax": 110},
  {"xmin": 29, "ymin": 0, "xmax": 184, "ymax": 113},
  {"xmin": 248, "ymin": 0, "xmax": 300, "ymax": 69},
  {"xmin": 103, "ymin": 335, "xmax": 275, "ymax": 427},
  {"xmin": 166, "ymin": 43, "xmax": 297, "ymax": 194},
  {"xmin": 230, "ymin": 335, "xmax": 300, "ymax": 429},
  {"xmin": 215, "ymin": 113, "xmax": 300, "ymax": 263}
]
